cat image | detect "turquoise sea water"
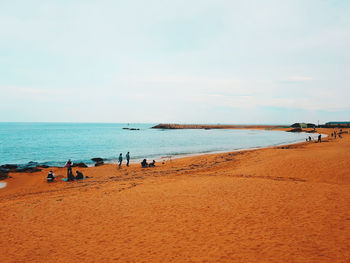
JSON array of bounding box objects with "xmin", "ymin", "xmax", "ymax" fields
[{"xmin": 0, "ymin": 123, "xmax": 311, "ymax": 166}]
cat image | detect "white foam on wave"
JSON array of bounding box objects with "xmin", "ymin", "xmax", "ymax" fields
[{"xmin": 0, "ymin": 182, "xmax": 7, "ymax": 189}]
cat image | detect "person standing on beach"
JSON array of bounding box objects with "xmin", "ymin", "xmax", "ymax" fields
[
  {"xmin": 118, "ymin": 153, "xmax": 123, "ymax": 167},
  {"xmin": 318, "ymin": 134, "xmax": 322, "ymax": 143},
  {"xmin": 126, "ymin": 152, "xmax": 130, "ymax": 167},
  {"xmin": 65, "ymin": 159, "xmax": 74, "ymax": 181}
]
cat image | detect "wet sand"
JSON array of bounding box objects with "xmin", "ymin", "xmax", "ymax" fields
[{"xmin": 0, "ymin": 128, "xmax": 349, "ymax": 262}]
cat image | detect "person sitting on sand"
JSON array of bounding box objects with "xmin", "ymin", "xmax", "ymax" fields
[
  {"xmin": 75, "ymin": 171, "xmax": 84, "ymax": 180},
  {"xmin": 149, "ymin": 160, "xmax": 156, "ymax": 167},
  {"xmin": 47, "ymin": 171, "xmax": 55, "ymax": 182},
  {"xmin": 141, "ymin": 159, "xmax": 148, "ymax": 168}
]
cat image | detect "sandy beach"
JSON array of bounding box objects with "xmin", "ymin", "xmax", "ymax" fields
[{"xmin": 0, "ymin": 128, "xmax": 349, "ymax": 262}]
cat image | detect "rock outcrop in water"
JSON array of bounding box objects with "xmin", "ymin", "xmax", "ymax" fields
[
  {"xmin": 72, "ymin": 162, "xmax": 88, "ymax": 168},
  {"xmin": 123, "ymin": 128, "xmax": 140, "ymax": 130},
  {"xmin": 91, "ymin": 158, "xmax": 103, "ymax": 162},
  {"xmin": 0, "ymin": 163, "xmax": 42, "ymax": 173},
  {"xmin": 91, "ymin": 158, "xmax": 104, "ymax": 167},
  {"xmin": 0, "ymin": 164, "xmax": 18, "ymax": 170}
]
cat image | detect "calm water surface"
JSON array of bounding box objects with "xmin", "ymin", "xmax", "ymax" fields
[{"xmin": 0, "ymin": 123, "xmax": 311, "ymax": 166}]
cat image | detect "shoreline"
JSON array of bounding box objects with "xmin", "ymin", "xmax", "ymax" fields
[
  {"xmin": 0, "ymin": 128, "xmax": 332, "ymax": 189},
  {"xmin": 0, "ymin": 127, "xmax": 317, "ymax": 170},
  {"xmin": 1, "ymin": 127, "xmax": 349, "ymax": 262}
]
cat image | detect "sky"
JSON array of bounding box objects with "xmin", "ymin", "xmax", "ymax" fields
[{"xmin": 0, "ymin": 0, "xmax": 349, "ymax": 124}]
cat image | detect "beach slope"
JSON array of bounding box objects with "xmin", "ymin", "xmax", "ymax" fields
[{"xmin": 0, "ymin": 128, "xmax": 349, "ymax": 262}]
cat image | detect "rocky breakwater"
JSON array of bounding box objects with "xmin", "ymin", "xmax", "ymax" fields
[{"xmin": 152, "ymin": 123, "xmax": 281, "ymax": 129}]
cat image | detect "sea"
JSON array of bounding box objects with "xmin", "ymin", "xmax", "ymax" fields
[{"xmin": 0, "ymin": 123, "xmax": 312, "ymax": 167}]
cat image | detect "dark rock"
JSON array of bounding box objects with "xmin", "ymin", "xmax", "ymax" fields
[
  {"xmin": 37, "ymin": 165, "xmax": 50, "ymax": 168},
  {"xmin": 306, "ymin": 130, "xmax": 317, "ymax": 133},
  {"xmin": 95, "ymin": 161, "xmax": 104, "ymax": 167},
  {"xmin": 72, "ymin": 162, "xmax": 88, "ymax": 168},
  {"xmin": 18, "ymin": 162, "xmax": 38, "ymax": 169},
  {"xmin": 123, "ymin": 128, "xmax": 140, "ymax": 130},
  {"xmin": 15, "ymin": 167, "xmax": 42, "ymax": 173},
  {"xmin": 287, "ymin": 128, "xmax": 303, "ymax": 132},
  {"xmin": 0, "ymin": 167, "xmax": 10, "ymax": 173},
  {"xmin": 0, "ymin": 164, "xmax": 18, "ymax": 170},
  {"xmin": 0, "ymin": 168, "xmax": 8, "ymax": 180},
  {"xmin": 91, "ymin": 157, "xmax": 104, "ymax": 163}
]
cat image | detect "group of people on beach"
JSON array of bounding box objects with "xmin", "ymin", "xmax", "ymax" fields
[
  {"xmin": 306, "ymin": 129, "xmax": 345, "ymax": 144},
  {"xmin": 65, "ymin": 159, "xmax": 84, "ymax": 181},
  {"xmin": 46, "ymin": 159, "xmax": 85, "ymax": 182},
  {"xmin": 118, "ymin": 152, "xmax": 156, "ymax": 168},
  {"xmin": 306, "ymin": 134, "xmax": 322, "ymax": 143},
  {"xmin": 47, "ymin": 152, "xmax": 157, "ymax": 183},
  {"xmin": 331, "ymin": 130, "xmax": 343, "ymax": 139},
  {"xmin": 141, "ymin": 159, "xmax": 156, "ymax": 168},
  {"xmin": 117, "ymin": 152, "xmax": 130, "ymax": 167}
]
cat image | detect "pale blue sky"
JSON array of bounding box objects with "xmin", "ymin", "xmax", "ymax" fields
[{"xmin": 1, "ymin": 0, "xmax": 349, "ymax": 124}]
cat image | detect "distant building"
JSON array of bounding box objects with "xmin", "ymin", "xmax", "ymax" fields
[
  {"xmin": 325, "ymin": 121, "xmax": 350, "ymax": 127},
  {"xmin": 291, "ymin": 123, "xmax": 316, "ymax": 128}
]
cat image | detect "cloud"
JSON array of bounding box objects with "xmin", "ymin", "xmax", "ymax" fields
[{"xmin": 285, "ymin": 76, "xmax": 313, "ymax": 82}]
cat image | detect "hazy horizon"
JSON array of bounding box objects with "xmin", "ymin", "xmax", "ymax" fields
[{"xmin": 1, "ymin": 0, "xmax": 349, "ymax": 124}]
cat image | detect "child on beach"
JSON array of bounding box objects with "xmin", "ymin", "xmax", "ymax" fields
[{"xmin": 47, "ymin": 171, "xmax": 55, "ymax": 182}]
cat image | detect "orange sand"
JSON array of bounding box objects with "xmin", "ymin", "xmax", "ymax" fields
[{"xmin": 0, "ymin": 128, "xmax": 349, "ymax": 262}]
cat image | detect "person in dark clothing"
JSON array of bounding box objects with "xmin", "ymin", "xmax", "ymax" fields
[
  {"xmin": 141, "ymin": 159, "xmax": 148, "ymax": 168},
  {"xmin": 308, "ymin": 136, "xmax": 312, "ymax": 142},
  {"xmin": 75, "ymin": 171, "xmax": 84, "ymax": 180},
  {"xmin": 149, "ymin": 160, "xmax": 156, "ymax": 167},
  {"xmin": 66, "ymin": 159, "xmax": 74, "ymax": 181},
  {"xmin": 317, "ymin": 134, "xmax": 322, "ymax": 143},
  {"xmin": 126, "ymin": 152, "xmax": 130, "ymax": 167},
  {"xmin": 118, "ymin": 153, "xmax": 123, "ymax": 167},
  {"xmin": 47, "ymin": 171, "xmax": 55, "ymax": 182}
]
